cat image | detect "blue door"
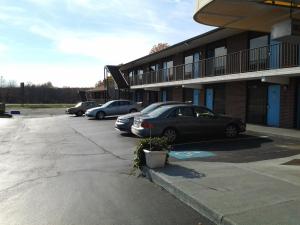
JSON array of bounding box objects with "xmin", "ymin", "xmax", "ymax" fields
[
  {"xmin": 267, "ymin": 85, "xmax": 280, "ymax": 127},
  {"xmin": 270, "ymin": 40, "xmax": 280, "ymax": 69},
  {"xmin": 162, "ymin": 90, "xmax": 167, "ymax": 102},
  {"xmin": 193, "ymin": 89, "xmax": 200, "ymax": 106},
  {"xmin": 206, "ymin": 88, "xmax": 214, "ymax": 110},
  {"xmin": 193, "ymin": 52, "xmax": 201, "ymax": 78}
]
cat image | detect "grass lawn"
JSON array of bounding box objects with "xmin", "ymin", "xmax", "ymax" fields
[{"xmin": 6, "ymin": 104, "xmax": 74, "ymax": 109}]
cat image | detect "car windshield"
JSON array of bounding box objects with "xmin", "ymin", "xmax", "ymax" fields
[
  {"xmin": 75, "ymin": 102, "xmax": 82, "ymax": 107},
  {"xmin": 101, "ymin": 101, "xmax": 114, "ymax": 108},
  {"xmin": 147, "ymin": 106, "xmax": 171, "ymax": 118},
  {"xmin": 141, "ymin": 103, "xmax": 161, "ymax": 114}
]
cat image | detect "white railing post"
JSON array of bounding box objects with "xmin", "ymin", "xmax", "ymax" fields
[{"xmin": 239, "ymin": 50, "xmax": 242, "ymax": 73}]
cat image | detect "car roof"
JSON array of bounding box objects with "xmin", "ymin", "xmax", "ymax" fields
[{"xmin": 158, "ymin": 104, "xmax": 206, "ymax": 109}]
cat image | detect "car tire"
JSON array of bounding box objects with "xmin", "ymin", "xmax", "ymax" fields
[
  {"xmin": 225, "ymin": 124, "xmax": 238, "ymax": 138},
  {"xmin": 76, "ymin": 111, "xmax": 84, "ymax": 117},
  {"xmin": 162, "ymin": 128, "xmax": 177, "ymax": 143},
  {"xmin": 130, "ymin": 108, "xmax": 137, "ymax": 113},
  {"xmin": 96, "ymin": 111, "xmax": 105, "ymax": 120}
]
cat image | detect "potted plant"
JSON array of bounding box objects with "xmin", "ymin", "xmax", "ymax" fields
[{"xmin": 134, "ymin": 137, "xmax": 170, "ymax": 169}]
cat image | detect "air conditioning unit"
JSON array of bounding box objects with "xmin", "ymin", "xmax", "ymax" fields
[{"xmin": 271, "ymin": 19, "xmax": 300, "ymax": 43}]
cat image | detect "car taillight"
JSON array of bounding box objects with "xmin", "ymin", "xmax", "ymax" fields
[{"xmin": 141, "ymin": 121, "xmax": 154, "ymax": 129}]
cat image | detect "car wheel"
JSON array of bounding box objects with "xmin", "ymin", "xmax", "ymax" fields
[
  {"xmin": 76, "ymin": 111, "xmax": 84, "ymax": 117},
  {"xmin": 225, "ymin": 124, "xmax": 238, "ymax": 138},
  {"xmin": 96, "ymin": 111, "xmax": 105, "ymax": 120},
  {"xmin": 130, "ymin": 108, "xmax": 137, "ymax": 113},
  {"xmin": 162, "ymin": 128, "xmax": 177, "ymax": 143}
]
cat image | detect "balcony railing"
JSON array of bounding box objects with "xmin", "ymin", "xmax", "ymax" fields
[{"xmin": 129, "ymin": 42, "xmax": 300, "ymax": 86}]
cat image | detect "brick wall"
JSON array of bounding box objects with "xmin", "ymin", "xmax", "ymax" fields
[
  {"xmin": 225, "ymin": 81, "xmax": 247, "ymax": 121},
  {"xmin": 226, "ymin": 32, "xmax": 248, "ymax": 54},
  {"xmin": 200, "ymin": 87, "xmax": 205, "ymax": 105},
  {"xmin": 280, "ymin": 78, "xmax": 297, "ymax": 128},
  {"xmin": 171, "ymin": 86, "xmax": 183, "ymax": 102}
]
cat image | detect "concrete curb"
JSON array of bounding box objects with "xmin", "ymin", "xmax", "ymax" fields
[{"xmin": 142, "ymin": 167, "xmax": 235, "ymax": 225}]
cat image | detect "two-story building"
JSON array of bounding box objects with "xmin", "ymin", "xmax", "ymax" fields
[{"xmin": 106, "ymin": 1, "xmax": 300, "ymax": 130}]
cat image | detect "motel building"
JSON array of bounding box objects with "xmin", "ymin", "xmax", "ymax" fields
[{"xmin": 107, "ymin": 0, "xmax": 300, "ymax": 129}]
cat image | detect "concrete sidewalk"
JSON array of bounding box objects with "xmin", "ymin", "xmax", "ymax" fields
[
  {"xmin": 247, "ymin": 124, "xmax": 300, "ymax": 140},
  {"xmin": 144, "ymin": 154, "xmax": 300, "ymax": 225}
]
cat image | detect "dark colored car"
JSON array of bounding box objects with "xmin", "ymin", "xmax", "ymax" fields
[
  {"xmin": 115, "ymin": 101, "xmax": 185, "ymax": 133},
  {"xmin": 66, "ymin": 101, "xmax": 98, "ymax": 116},
  {"xmin": 131, "ymin": 104, "xmax": 246, "ymax": 142}
]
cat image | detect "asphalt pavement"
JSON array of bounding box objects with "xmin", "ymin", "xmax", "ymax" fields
[{"xmin": 0, "ymin": 115, "xmax": 213, "ymax": 225}]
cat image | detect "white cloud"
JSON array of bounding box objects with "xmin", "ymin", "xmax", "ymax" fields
[
  {"xmin": 29, "ymin": 23, "xmax": 156, "ymax": 64},
  {"xmin": 57, "ymin": 34, "xmax": 153, "ymax": 64},
  {"xmin": 0, "ymin": 0, "xmax": 213, "ymax": 87},
  {"xmin": 0, "ymin": 63, "xmax": 103, "ymax": 87}
]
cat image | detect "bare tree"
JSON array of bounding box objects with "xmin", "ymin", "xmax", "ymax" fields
[
  {"xmin": 95, "ymin": 80, "xmax": 104, "ymax": 88},
  {"xmin": 149, "ymin": 43, "xmax": 169, "ymax": 54},
  {"xmin": 0, "ymin": 76, "xmax": 5, "ymax": 88},
  {"xmin": 7, "ymin": 80, "xmax": 17, "ymax": 88}
]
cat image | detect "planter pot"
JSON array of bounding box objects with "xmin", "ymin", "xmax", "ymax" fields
[{"xmin": 143, "ymin": 149, "xmax": 168, "ymax": 169}]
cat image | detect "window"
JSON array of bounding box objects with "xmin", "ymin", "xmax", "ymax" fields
[
  {"xmin": 185, "ymin": 55, "xmax": 193, "ymax": 78},
  {"xmin": 150, "ymin": 65, "xmax": 156, "ymax": 71},
  {"xmin": 214, "ymin": 46, "xmax": 227, "ymax": 68},
  {"xmin": 120, "ymin": 101, "xmax": 130, "ymax": 106},
  {"xmin": 250, "ymin": 35, "xmax": 268, "ymax": 63},
  {"xmin": 138, "ymin": 70, "xmax": 143, "ymax": 80},
  {"xmin": 194, "ymin": 107, "xmax": 215, "ymax": 118},
  {"xmin": 169, "ymin": 107, "xmax": 194, "ymax": 118},
  {"xmin": 75, "ymin": 102, "xmax": 82, "ymax": 107},
  {"xmin": 163, "ymin": 61, "xmax": 173, "ymax": 81},
  {"xmin": 129, "ymin": 71, "xmax": 133, "ymax": 83},
  {"xmin": 109, "ymin": 101, "xmax": 119, "ymax": 107}
]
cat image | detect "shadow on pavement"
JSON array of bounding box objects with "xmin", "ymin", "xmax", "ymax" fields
[
  {"xmin": 120, "ymin": 132, "xmax": 139, "ymax": 138},
  {"xmin": 169, "ymin": 134, "xmax": 300, "ymax": 163},
  {"xmin": 161, "ymin": 164, "xmax": 206, "ymax": 179},
  {"xmin": 173, "ymin": 135, "xmax": 273, "ymax": 152}
]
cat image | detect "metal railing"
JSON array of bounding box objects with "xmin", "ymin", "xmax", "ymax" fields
[{"xmin": 129, "ymin": 42, "xmax": 300, "ymax": 86}]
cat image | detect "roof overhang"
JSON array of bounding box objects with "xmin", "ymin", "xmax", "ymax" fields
[
  {"xmin": 119, "ymin": 28, "xmax": 243, "ymax": 71},
  {"xmin": 194, "ymin": 0, "xmax": 300, "ymax": 32}
]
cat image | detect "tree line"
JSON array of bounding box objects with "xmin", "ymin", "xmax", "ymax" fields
[{"xmin": 0, "ymin": 77, "xmax": 89, "ymax": 104}]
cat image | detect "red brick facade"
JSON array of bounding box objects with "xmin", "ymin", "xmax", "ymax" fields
[
  {"xmin": 280, "ymin": 79, "xmax": 297, "ymax": 128},
  {"xmin": 171, "ymin": 86, "xmax": 184, "ymax": 102},
  {"xmin": 225, "ymin": 82, "xmax": 247, "ymax": 121}
]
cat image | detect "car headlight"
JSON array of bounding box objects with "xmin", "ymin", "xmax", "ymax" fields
[{"xmin": 86, "ymin": 109, "xmax": 94, "ymax": 114}]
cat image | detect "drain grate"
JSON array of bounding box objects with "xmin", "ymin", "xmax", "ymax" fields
[{"xmin": 282, "ymin": 159, "xmax": 300, "ymax": 166}]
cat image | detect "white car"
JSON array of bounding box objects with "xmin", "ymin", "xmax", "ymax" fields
[{"xmin": 85, "ymin": 100, "xmax": 139, "ymax": 120}]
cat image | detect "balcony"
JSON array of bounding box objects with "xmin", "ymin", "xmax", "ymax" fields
[{"xmin": 130, "ymin": 42, "xmax": 300, "ymax": 88}]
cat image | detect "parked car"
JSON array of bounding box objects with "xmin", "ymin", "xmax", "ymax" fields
[
  {"xmin": 115, "ymin": 101, "xmax": 187, "ymax": 133},
  {"xmin": 66, "ymin": 101, "xmax": 98, "ymax": 116},
  {"xmin": 85, "ymin": 100, "xmax": 139, "ymax": 120},
  {"xmin": 131, "ymin": 104, "xmax": 246, "ymax": 142}
]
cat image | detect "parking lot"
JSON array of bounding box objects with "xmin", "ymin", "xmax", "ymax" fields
[
  {"xmin": 0, "ymin": 114, "xmax": 213, "ymax": 225},
  {"xmin": 1, "ymin": 114, "xmax": 300, "ymax": 225},
  {"xmin": 71, "ymin": 115, "xmax": 300, "ymax": 164}
]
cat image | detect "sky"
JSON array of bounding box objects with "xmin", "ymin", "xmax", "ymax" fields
[{"xmin": 0, "ymin": 0, "xmax": 213, "ymax": 87}]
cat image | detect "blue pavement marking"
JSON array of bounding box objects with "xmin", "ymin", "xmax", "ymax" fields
[{"xmin": 169, "ymin": 151, "xmax": 216, "ymax": 160}]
